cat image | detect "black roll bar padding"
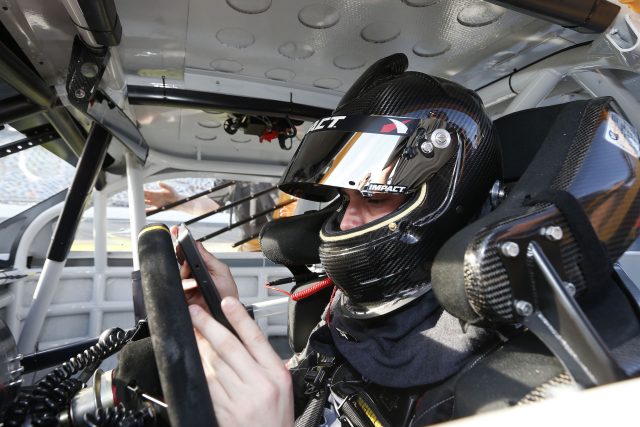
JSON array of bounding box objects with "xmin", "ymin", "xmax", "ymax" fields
[
  {"xmin": 138, "ymin": 224, "xmax": 217, "ymax": 427},
  {"xmin": 127, "ymin": 86, "xmax": 332, "ymax": 122},
  {"xmin": 485, "ymin": 0, "xmax": 620, "ymax": 34},
  {"xmin": 47, "ymin": 123, "xmax": 111, "ymax": 262},
  {"xmin": 21, "ymin": 336, "xmax": 100, "ymax": 374},
  {"xmin": 76, "ymin": 0, "xmax": 122, "ymax": 46},
  {"xmin": 146, "ymin": 181, "xmax": 236, "ymax": 217}
]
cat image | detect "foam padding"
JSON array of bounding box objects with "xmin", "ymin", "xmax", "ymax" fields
[{"xmin": 260, "ymin": 200, "xmax": 339, "ymax": 267}]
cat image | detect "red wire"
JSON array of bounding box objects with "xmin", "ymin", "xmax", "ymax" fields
[
  {"xmin": 291, "ymin": 277, "xmax": 333, "ymax": 301},
  {"xmin": 264, "ymin": 277, "xmax": 334, "ymax": 301}
]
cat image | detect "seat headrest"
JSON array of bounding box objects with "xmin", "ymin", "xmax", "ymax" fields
[
  {"xmin": 259, "ymin": 200, "xmax": 339, "ymax": 267},
  {"xmin": 432, "ymin": 97, "xmax": 640, "ymax": 324}
]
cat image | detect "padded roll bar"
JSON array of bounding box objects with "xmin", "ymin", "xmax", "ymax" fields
[
  {"xmin": 18, "ymin": 124, "xmax": 111, "ymax": 353},
  {"xmin": 486, "ymin": 0, "xmax": 620, "ymax": 33}
]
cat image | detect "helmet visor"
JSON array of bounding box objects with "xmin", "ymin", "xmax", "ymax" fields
[{"xmin": 280, "ymin": 115, "xmax": 456, "ymax": 201}]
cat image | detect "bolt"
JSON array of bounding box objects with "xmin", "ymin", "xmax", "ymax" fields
[
  {"xmin": 542, "ymin": 226, "xmax": 563, "ymax": 241},
  {"xmin": 74, "ymin": 88, "xmax": 86, "ymax": 99},
  {"xmin": 564, "ymin": 282, "xmax": 576, "ymax": 296},
  {"xmin": 388, "ymin": 222, "xmax": 398, "ymax": 232},
  {"xmin": 431, "ymin": 129, "xmax": 451, "ymax": 149},
  {"xmin": 490, "ymin": 180, "xmax": 506, "ymax": 208},
  {"xmin": 500, "ymin": 241, "xmax": 520, "ymax": 258},
  {"xmin": 80, "ymin": 62, "xmax": 99, "ymax": 78},
  {"xmin": 515, "ymin": 300, "xmax": 533, "ymax": 317},
  {"xmin": 420, "ymin": 141, "xmax": 434, "ymax": 155}
]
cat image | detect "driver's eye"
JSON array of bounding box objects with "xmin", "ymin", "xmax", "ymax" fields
[{"xmin": 367, "ymin": 197, "xmax": 386, "ymax": 205}]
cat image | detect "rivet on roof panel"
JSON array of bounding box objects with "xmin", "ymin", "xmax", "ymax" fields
[
  {"xmin": 313, "ymin": 78, "xmax": 342, "ymax": 89},
  {"xmin": 361, "ymin": 22, "xmax": 401, "ymax": 43},
  {"xmin": 195, "ymin": 134, "xmax": 217, "ymax": 141},
  {"xmin": 198, "ymin": 120, "xmax": 222, "ymax": 129},
  {"xmin": 333, "ymin": 54, "xmax": 366, "ymax": 70},
  {"xmin": 231, "ymin": 136, "xmax": 252, "ymax": 143},
  {"xmin": 298, "ymin": 4, "xmax": 340, "ymax": 29},
  {"xmin": 412, "ymin": 40, "xmax": 451, "ymax": 57},
  {"xmin": 210, "ymin": 59, "xmax": 244, "ymax": 73},
  {"xmin": 216, "ymin": 28, "xmax": 255, "ymax": 48},
  {"xmin": 226, "ymin": 0, "xmax": 271, "ymax": 14},
  {"xmin": 402, "ymin": 0, "xmax": 439, "ymax": 6},
  {"xmin": 265, "ymin": 68, "xmax": 296, "ymax": 81},
  {"xmin": 457, "ymin": 2, "xmax": 505, "ymax": 27},
  {"xmin": 278, "ymin": 42, "xmax": 315, "ymax": 59}
]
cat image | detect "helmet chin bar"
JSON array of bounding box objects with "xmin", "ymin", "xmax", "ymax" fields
[{"xmin": 339, "ymin": 282, "xmax": 433, "ymax": 319}]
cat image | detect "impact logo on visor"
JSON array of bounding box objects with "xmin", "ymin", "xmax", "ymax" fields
[
  {"xmin": 308, "ymin": 116, "xmax": 346, "ymax": 132},
  {"xmin": 362, "ymin": 183, "xmax": 407, "ymax": 194},
  {"xmin": 307, "ymin": 115, "xmax": 418, "ymax": 135},
  {"xmin": 380, "ymin": 119, "xmax": 411, "ymax": 134}
]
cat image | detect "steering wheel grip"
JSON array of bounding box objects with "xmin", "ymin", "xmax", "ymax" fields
[{"xmin": 138, "ymin": 224, "xmax": 218, "ymax": 427}]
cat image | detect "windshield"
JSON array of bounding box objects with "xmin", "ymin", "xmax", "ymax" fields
[{"xmin": 0, "ymin": 142, "xmax": 75, "ymax": 222}]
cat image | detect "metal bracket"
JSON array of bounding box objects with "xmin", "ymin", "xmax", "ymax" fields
[
  {"xmin": 604, "ymin": 12, "xmax": 640, "ymax": 68},
  {"xmin": 65, "ymin": 35, "xmax": 148, "ymax": 163},
  {"xmin": 0, "ymin": 124, "xmax": 58, "ymax": 159},
  {"xmin": 86, "ymin": 91, "xmax": 148, "ymax": 163},
  {"xmin": 613, "ymin": 263, "xmax": 640, "ymax": 310},
  {"xmin": 520, "ymin": 242, "xmax": 626, "ymax": 387}
]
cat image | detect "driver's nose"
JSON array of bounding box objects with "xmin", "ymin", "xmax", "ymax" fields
[{"xmin": 340, "ymin": 196, "xmax": 367, "ymax": 231}]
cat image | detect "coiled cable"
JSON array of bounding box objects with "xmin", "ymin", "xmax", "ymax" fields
[
  {"xmin": 3, "ymin": 328, "xmax": 134, "ymax": 427},
  {"xmin": 83, "ymin": 404, "xmax": 154, "ymax": 427}
]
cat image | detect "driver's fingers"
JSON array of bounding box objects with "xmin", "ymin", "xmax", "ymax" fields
[
  {"xmin": 189, "ymin": 304, "xmax": 263, "ymax": 383},
  {"xmin": 184, "ymin": 284, "xmax": 211, "ymax": 315},
  {"xmin": 220, "ymin": 297, "xmax": 284, "ymax": 369},
  {"xmin": 195, "ymin": 242, "xmax": 238, "ymax": 299},
  {"xmin": 208, "ymin": 379, "xmax": 234, "ymax": 426},
  {"xmin": 179, "ymin": 262, "xmax": 192, "ymax": 280},
  {"xmin": 194, "ymin": 330, "xmax": 243, "ymax": 399}
]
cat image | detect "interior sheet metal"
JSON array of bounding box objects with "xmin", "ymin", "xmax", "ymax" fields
[{"xmin": 184, "ymin": 0, "xmax": 547, "ymax": 91}]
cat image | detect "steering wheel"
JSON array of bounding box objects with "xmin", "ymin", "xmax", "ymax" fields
[{"xmin": 137, "ymin": 223, "xmax": 218, "ymax": 427}]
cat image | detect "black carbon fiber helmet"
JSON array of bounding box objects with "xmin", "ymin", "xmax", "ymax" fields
[{"xmin": 280, "ymin": 53, "xmax": 502, "ymax": 318}]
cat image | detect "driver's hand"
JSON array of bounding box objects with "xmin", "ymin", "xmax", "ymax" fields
[
  {"xmin": 189, "ymin": 298, "xmax": 294, "ymax": 427},
  {"xmin": 171, "ymin": 226, "xmax": 239, "ymax": 313}
]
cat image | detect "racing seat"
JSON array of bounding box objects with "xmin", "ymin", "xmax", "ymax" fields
[
  {"xmin": 260, "ymin": 96, "xmax": 640, "ymax": 422},
  {"xmin": 418, "ymin": 96, "xmax": 640, "ymax": 422}
]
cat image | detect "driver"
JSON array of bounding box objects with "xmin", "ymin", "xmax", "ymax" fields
[{"xmin": 184, "ymin": 53, "xmax": 502, "ymax": 426}]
